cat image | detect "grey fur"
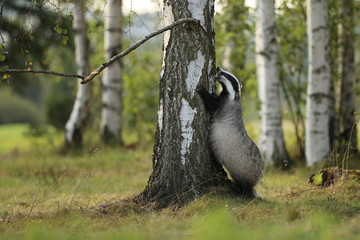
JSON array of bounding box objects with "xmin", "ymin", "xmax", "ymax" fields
[
  {"xmin": 197, "ymin": 67, "xmax": 264, "ymax": 198},
  {"xmin": 210, "ymin": 94, "xmax": 264, "ymax": 197}
]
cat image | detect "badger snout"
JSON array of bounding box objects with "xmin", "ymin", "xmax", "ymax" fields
[
  {"xmin": 215, "ymin": 67, "xmax": 223, "ymax": 81},
  {"xmin": 216, "ymin": 67, "xmax": 222, "ymax": 75}
]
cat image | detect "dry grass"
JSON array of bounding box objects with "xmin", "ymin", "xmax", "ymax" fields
[{"xmin": 1, "ymin": 124, "xmax": 360, "ymax": 240}]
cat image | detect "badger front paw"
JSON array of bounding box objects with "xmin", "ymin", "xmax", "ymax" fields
[{"xmin": 196, "ymin": 83, "xmax": 205, "ymax": 92}]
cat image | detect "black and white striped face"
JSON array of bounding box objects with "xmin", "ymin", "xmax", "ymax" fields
[{"xmin": 216, "ymin": 67, "xmax": 242, "ymax": 100}]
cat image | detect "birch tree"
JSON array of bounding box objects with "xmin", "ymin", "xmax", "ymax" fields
[
  {"xmin": 305, "ymin": 0, "xmax": 332, "ymax": 166},
  {"xmin": 339, "ymin": 0, "xmax": 357, "ymax": 151},
  {"xmin": 101, "ymin": 0, "xmax": 123, "ymax": 145},
  {"xmin": 255, "ymin": 0, "xmax": 287, "ymax": 166},
  {"xmin": 65, "ymin": 0, "xmax": 93, "ymax": 147},
  {"xmin": 136, "ymin": 0, "xmax": 226, "ymax": 207}
]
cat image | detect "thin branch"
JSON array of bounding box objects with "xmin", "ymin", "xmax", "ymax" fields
[
  {"xmin": 0, "ymin": 0, "xmax": 6, "ymax": 43},
  {"xmin": 0, "ymin": 0, "xmax": 6, "ymax": 22},
  {"xmin": 81, "ymin": 17, "xmax": 199, "ymax": 84},
  {"xmin": 4, "ymin": 68, "xmax": 84, "ymax": 79},
  {"xmin": 3, "ymin": 18, "xmax": 199, "ymax": 82}
]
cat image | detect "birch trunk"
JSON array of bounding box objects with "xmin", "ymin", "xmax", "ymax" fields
[
  {"xmin": 65, "ymin": 0, "xmax": 92, "ymax": 147},
  {"xmin": 137, "ymin": 0, "xmax": 223, "ymax": 207},
  {"xmin": 101, "ymin": 0, "xmax": 123, "ymax": 145},
  {"xmin": 255, "ymin": 0, "xmax": 287, "ymax": 166},
  {"xmin": 305, "ymin": 0, "xmax": 331, "ymax": 166},
  {"xmin": 339, "ymin": 0, "xmax": 357, "ymax": 151}
]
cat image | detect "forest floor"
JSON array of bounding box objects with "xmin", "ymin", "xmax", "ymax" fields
[{"xmin": 1, "ymin": 124, "xmax": 360, "ymax": 240}]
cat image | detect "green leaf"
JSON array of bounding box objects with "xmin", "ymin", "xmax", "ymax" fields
[
  {"xmin": 54, "ymin": 25, "xmax": 62, "ymax": 34},
  {"xmin": 0, "ymin": 65, "xmax": 8, "ymax": 72},
  {"xmin": 62, "ymin": 36, "xmax": 69, "ymax": 45},
  {"xmin": 313, "ymin": 173, "xmax": 323, "ymax": 186},
  {"xmin": 67, "ymin": 14, "xmax": 74, "ymax": 21},
  {"xmin": 0, "ymin": 54, "xmax": 5, "ymax": 62}
]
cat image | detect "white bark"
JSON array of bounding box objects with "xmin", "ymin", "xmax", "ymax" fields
[
  {"xmin": 65, "ymin": 0, "xmax": 93, "ymax": 146},
  {"xmin": 180, "ymin": 98, "xmax": 197, "ymax": 165},
  {"xmin": 157, "ymin": 0, "xmax": 213, "ymax": 165},
  {"xmin": 255, "ymin": 0, "xmax": 287, "ymax": 166},
  {"xmin": 100, "ymin": 0, "xmax": 123, "ymax": 144},
  {"xmin": 305, "ymin": 0, "xmax": 331, "ymax": 166}
]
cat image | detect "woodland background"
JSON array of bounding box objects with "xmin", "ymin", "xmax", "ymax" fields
[{"xmin": 1, "ymin": 0, "xmax": 360, "ymax": 162}]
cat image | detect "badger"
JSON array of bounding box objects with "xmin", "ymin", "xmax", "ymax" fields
[{"xmin": 196, "ymin": 67, "xmax": 264, "ymax": 198}]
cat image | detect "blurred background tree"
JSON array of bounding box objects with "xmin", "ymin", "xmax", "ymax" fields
[
  {"xmin": 0, "ymin": 0, "xmax": 76, "ymax": 129},
  {"xmin": 255, "ymin": 0, "xmax": 288, "ymax": 167},
  {"xmin": 64, "ymin": 0, "xmax": 93, "ymax": 147},
  {"xmin": 0, "ymin": 0, "xmax": 74, "ymax": 96},
  {"xmin": 100, "ymin": 0, "xmax": 124, "ymax": 145}
]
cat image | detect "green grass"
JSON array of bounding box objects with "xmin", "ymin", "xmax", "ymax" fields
[
  {"xmin": 1, "ymin": 124, "xmax": 360, "ymax": 240},
  {"xmin": 0, "ymin": 124, "xmax": 32, "ymax": 155}
]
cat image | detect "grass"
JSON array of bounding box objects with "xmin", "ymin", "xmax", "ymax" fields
[{"xmin": 1, "ymin": 124, "xmax": 360, "ymax": 240}]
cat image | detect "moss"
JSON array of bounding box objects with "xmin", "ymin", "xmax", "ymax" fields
[{"xmin": 309, "ymin": 167, "xmax": 360, "ymax": 187}]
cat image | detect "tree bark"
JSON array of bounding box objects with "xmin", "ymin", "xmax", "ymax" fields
[
  {"xmin": 305, "ymin": 0, "xmax": 332, "ymax": 166},
  {"xmin": 137, "ymin": 0, "xmax": 227, "ymax": 208},
  {"xmin": 101, "ymin": 0, "xmax": 123, "ymax": 145},
  {"xmin": 339, "ymin": 0, "xmax": 357, "ymax": 152},
  {"xmin": 65, "ymin": 0, "xmax": 93, "ymax": 147},
  {"xmin": 255, "ymin": 0, "xmax": 288, "ymax": 167}
]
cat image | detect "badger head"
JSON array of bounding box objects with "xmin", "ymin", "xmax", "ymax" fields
[{"xmin": 215, "ymin": 67, "xmax": 242, "ymax": 101}]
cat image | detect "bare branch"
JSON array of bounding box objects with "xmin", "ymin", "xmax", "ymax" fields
[
  {"xmin": 0, "ymin": 0, "xmax": 6, "ymax": 43},
  {"xmin": 3, "ymin": 18, "xmax": 199, "ymax": 82},
  {"xmin": 81, "ymin": 17, "xmax": 199, "ymax": 84},
  {"xmin": 0, "ymin": 0, "xmax": 6, "ymax": 21},
  {"xmin": 4, "ymin": 68, "xmax": 84, "ymax": 79}
]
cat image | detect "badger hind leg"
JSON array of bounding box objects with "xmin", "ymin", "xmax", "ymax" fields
[{"xmin": 232, "ymin": 177, "xmax": 257, "ymax": 199}]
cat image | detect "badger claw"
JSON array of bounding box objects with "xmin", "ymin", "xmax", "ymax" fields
[{"xmin": 196, "ymin": 83, "xmax": 205, "ymax": 92}]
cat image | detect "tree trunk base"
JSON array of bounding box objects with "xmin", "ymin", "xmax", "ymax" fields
[
  {"xmin": 101, "ymin": 125, "xmax": 124, "ymax": 146},
  {"xmin": 133, "ymin": 174, "xmax": 255, "ymax": 209},
  {"xmin": 65, "ymin": 127, "xmax": 83, "ymax": 148},
  {"xmin": 95, "ymin": 176, "xmax": 256, "ymax": 214}
]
